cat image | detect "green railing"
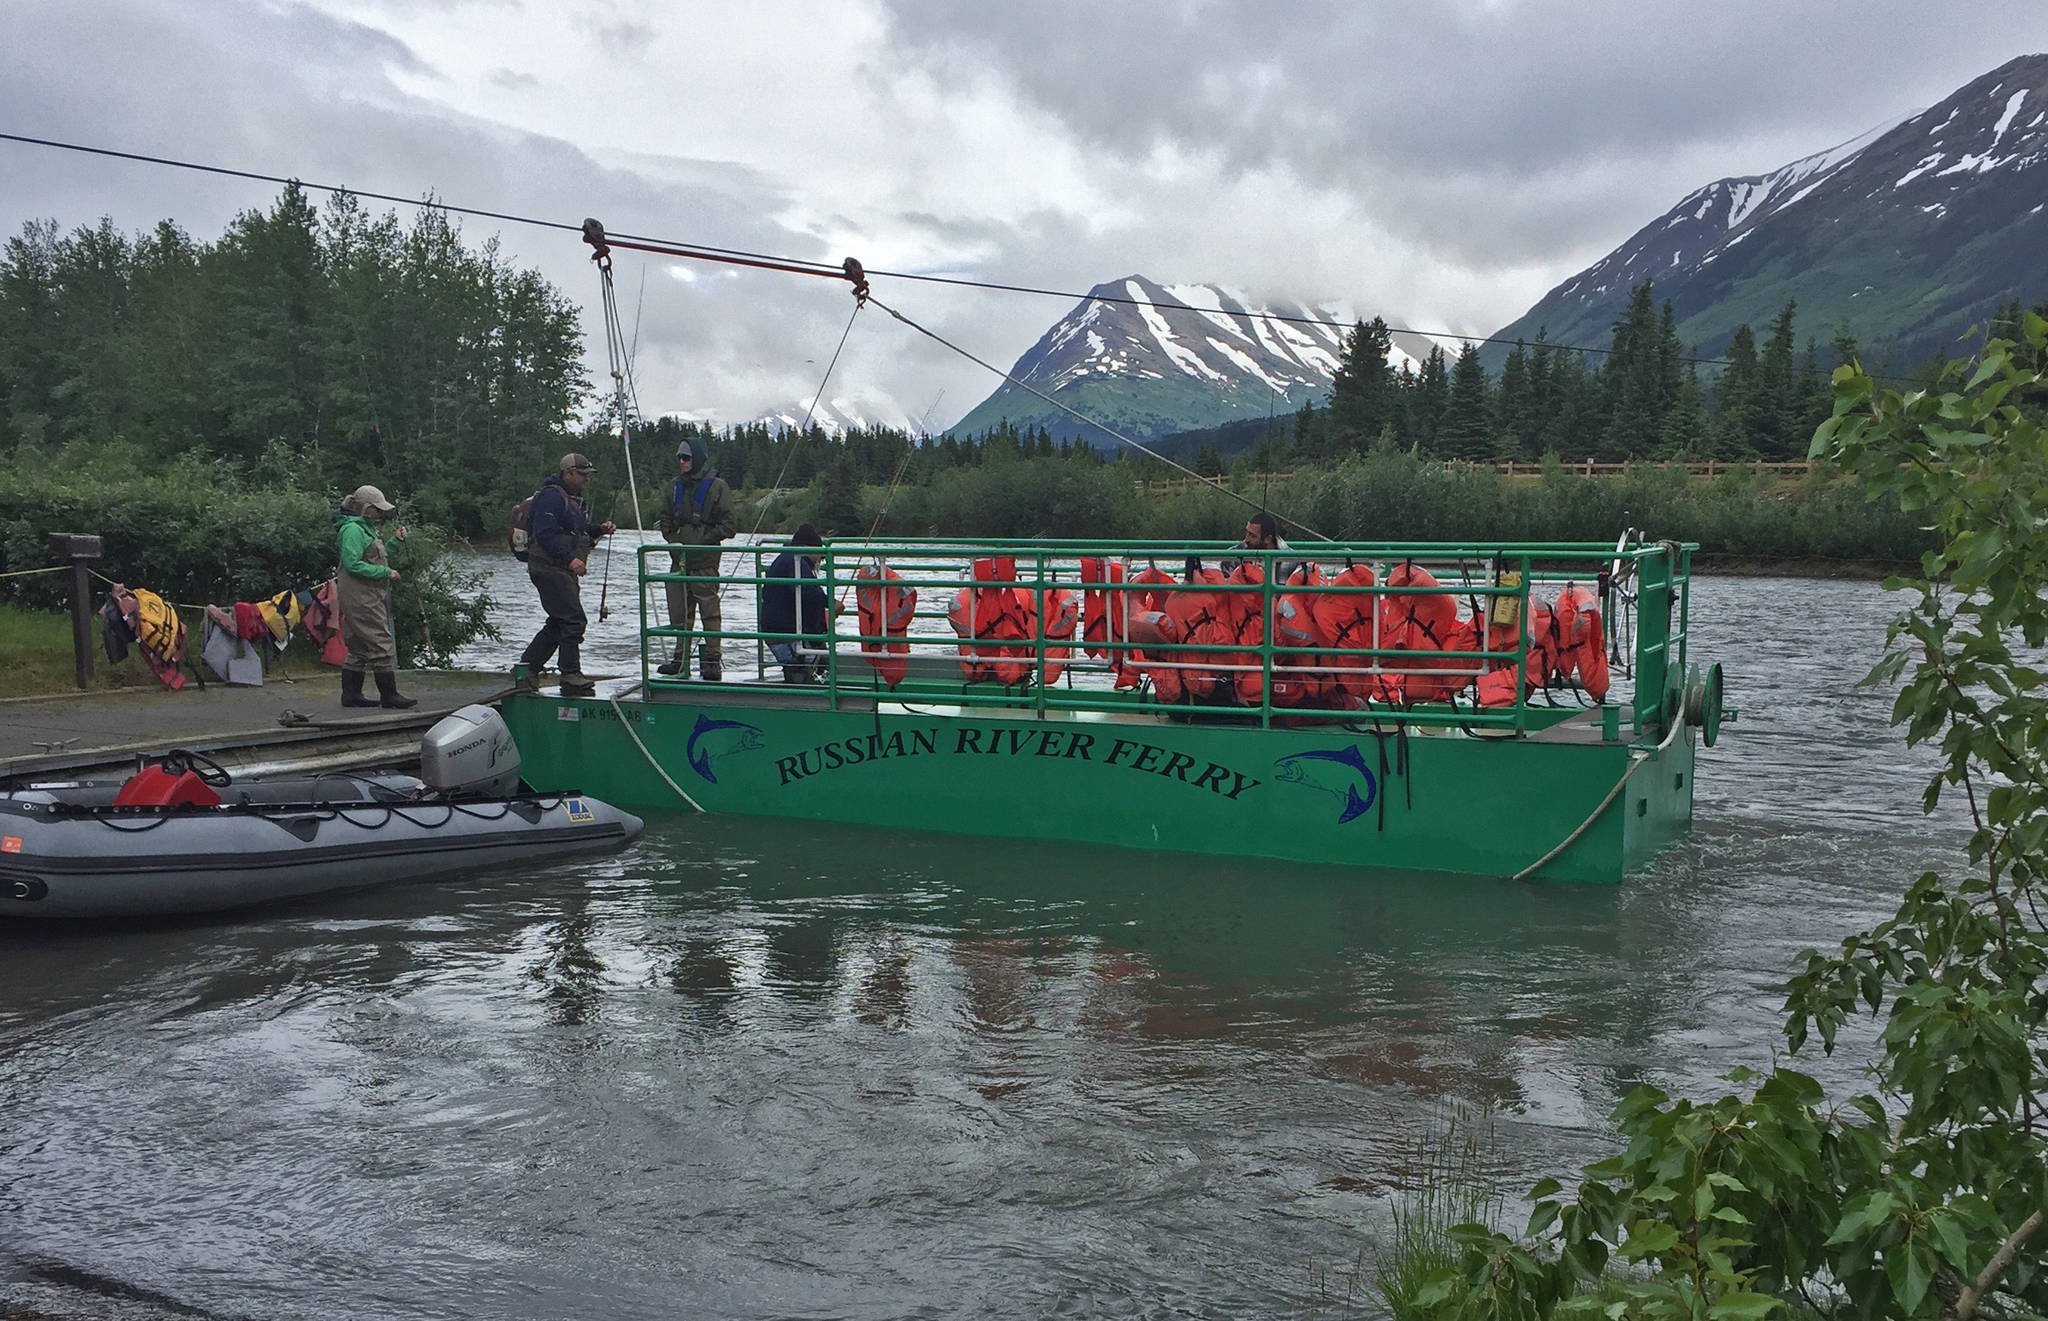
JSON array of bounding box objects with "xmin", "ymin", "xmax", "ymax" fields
[{"xmin": 634, "ymin": 536, "xmax": 1693, "ymax": 741}]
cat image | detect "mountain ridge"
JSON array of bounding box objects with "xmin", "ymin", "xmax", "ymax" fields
[
  {"xmin": 1488, "ymin": 53, "xmax": 2048, "ymax": 364},
  {"xmin": 941, "ymin": 276, "xmax": 1440, "ymax": 443}
]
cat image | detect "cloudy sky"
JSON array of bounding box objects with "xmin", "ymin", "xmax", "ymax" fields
[{"xmin": 4, "ymin": 1, "xmax": 2045, "ymax": 431}]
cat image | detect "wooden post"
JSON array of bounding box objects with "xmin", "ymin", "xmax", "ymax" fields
[{"xmin": 48, "ymin": 533, "xmax": 104, "ymax": 690}]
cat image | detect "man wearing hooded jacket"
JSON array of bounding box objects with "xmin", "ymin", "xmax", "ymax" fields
[{"xmin": 656, "ymin": 436, "xmax": 736, "ymax": 679}]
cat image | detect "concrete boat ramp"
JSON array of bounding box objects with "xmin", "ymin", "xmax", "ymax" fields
[{"xmin": 0, "ymin": 671, "xmax": 516, "ymax": 785}]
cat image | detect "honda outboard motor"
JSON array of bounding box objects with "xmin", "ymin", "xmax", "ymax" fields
[{"xmin": 419, "ymin": 705, "xmax": 523, "ymax": 798}]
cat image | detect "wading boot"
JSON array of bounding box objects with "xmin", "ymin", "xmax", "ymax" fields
[
  {"xmin": 374, "ymin": 671, "xmax": 418, "ymax": 710},
  {"xmin": 700, "ymin": 658, "xmax": 723, "ymax": 682},
  {"xmin": 559, "ymin": 646, "xmax": 595, "ymax": 698},
  {"xmin": 656, "ymin": 655, "xmax": 684, "ymax": 676},
  {"xmin": 341, "ymin": 669, "xmax": 378, "ymax": 708}
]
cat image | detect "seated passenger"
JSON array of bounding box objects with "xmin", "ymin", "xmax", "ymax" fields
[
  {"xmin": 760, "ymin": 525, "xmax": 831, "ymax": 682},
  {"xmin": 1223, "ymin": 510, "xmax": 1299, "ymax": 580}
]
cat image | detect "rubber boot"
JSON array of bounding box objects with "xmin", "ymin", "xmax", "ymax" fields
[
  {"xmin": 559, "ymin": 645, "xmax": 595, "ymax": 698},
  {"xmin": 374, "ymin": 670, "xmax": 418, "ymax": 710},
  {"xmin": 700, "ymin": 656, "xmax": 723, "ymax": 682},
  {"xmin": 341, "ymin": 668, "xmax": 378, "ymax": 708}
]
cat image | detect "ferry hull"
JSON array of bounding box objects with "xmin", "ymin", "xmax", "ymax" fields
[{"xmin": 502, "ymin": 692, "xmax": 1695, "ymax": 884}]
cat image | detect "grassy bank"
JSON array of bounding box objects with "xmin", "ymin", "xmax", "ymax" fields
[
  {"xmin": 0, "ymin": 605, "xmax": 150, "ymax": 698},
  {"xmin": 0, "ymin": 605, "xmax": 355, "ymax": 700}
]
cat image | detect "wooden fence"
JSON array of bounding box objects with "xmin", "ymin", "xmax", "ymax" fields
[{"xmin": 1140, "ymin": 460, "xmax": 1813, "ymax": 494}]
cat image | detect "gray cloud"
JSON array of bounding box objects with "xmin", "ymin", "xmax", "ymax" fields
[
  {"xmin": 487, "ymin": 67, "xmax": 540, "ymax": 92},
  {"xmin": 4, "ymin": 0, "xmax": 2045, "ymax": 435},
  {"xmin": 0, "ymin": 0, "xmax": 998, "ymax": 424},
  {"xmin": 873, "ymin": 0, "xmax": 2048, "ymax": 267}
]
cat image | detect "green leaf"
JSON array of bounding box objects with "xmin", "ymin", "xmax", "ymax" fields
[
  {"xmin": 1826, "ymin": 1191, "xmax": 1895, "ymax": 1246},
  {"xmin": 1708, "ymin": 1291, "xmax": 1783, "ymax": 1320},
  {"xmin": 1884, "ymin": 1240, "xmax": 1934, "ymax": 1314},
  {"xmin": 1623, "ymin": 1222, "xmax": 1681, "ymax": 1258}
]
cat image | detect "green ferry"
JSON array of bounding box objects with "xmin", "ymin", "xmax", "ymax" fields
[{"xmin": 500, "ymin": 535, "xmax": 1724, "ymax": 884}]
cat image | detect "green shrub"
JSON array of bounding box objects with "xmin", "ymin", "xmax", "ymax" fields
[{"xmin": 0, "ymin": 449, "xmax": 491, "ymax": 666}]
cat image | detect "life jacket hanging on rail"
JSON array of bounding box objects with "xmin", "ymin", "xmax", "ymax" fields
[
  {"xmin": 1141, "ymin": 563, "xmax": 1235, "ymax": 707},
  {"xmin": 1310, "ymin": 562, "xmax": 1384, "ymax": 702},
  {"xmin": 855, "ymin": 564, "xmax": 918, "ymax": 687},
  {"xmin": 1117, "ymin": 562, "xmax": 1179, "ymax": 691},
  {"xmin": 1080, "ymin": 557, "xmax": 1134, "ymax": 688},
  {"xmin": 1378, "ymin": 563, "xmax": 1472, "ymax": 704},
  {"xmin": 1270, "ymin": 562, "xmax": 1342, "ymax": 709},
  {"xmin": 1224, "ymin": 561, "xmax": 1271, "ymax": 706},
  {"xmin": 947, "ymin": 556, "xmax": 1037, "ymax": 686},
  {"xmin": 1550, "ymin": 582, "xmax": 1610, "ymax": 702},
  {"xmin": 1039, "ymin": 585, "xmax": 1078, "ymax": 685}
]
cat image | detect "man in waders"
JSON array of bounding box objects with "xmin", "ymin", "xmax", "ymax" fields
[
  {"xmin": 655, "ymin": 435, "xmax": 735, "ymax": 680},
  {"xmin": 336, "ymin": 484, "xmax": 416, "ymax": 709},
  {"xmin": 518, "ymin": 453, "xmax": 616, "ymax": 698}
]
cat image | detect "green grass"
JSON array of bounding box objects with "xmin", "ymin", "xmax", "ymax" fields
[
  {"xmin": 1371, "ymin": 1104, "xmax": 1509, "ymax": 1320},
  {"xmin": 0, "ymin": 604, "xmax": 151, "ymax": 698}
]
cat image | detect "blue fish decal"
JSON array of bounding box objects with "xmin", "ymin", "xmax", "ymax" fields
[
  {"xmin": 685, "ymin": 714, "xmax": 765, "ymax": 784},
  {"xmin": 1273, "ymin": 745, "xmax": 1379, "ymax": 825}
]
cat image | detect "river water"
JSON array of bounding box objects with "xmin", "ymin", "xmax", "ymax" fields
[{"xmin": 0, "ymin": 561, "xmax": 1967, "ymax": 1319}]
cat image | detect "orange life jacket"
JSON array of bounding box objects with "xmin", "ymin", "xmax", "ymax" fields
[
  {"xmin": 1080, "ymin": 557, "xmax": 1135, "ymax": 687},
  {"xmin": 1039, "ymin": 585, "xmax": 1078, "ymax": 685},
  {"xmin": 1117, "ymin": 564, "xmax": 1179, "ymax": 689},
  {"xmin": 855, "ymin": 565, "xmax": 918, "ymax": 687},
  {"xmin": 1147, "ymin": 565, "xmax": 1237, "ymax": 707},
  {"xmin": 1266, "ymin": 563, "xmax": 1340, "ymax": 708},
  {"xmin": 1079, "ymin": 557, "xmax": 1124, "ymax": 658},
  {"xmin": 1550, "ymin": 583, "xmax": 1610, "ymax": 702},
  {"xmin": 1380, "ymin": 563, "xmax": 1474, "ymax": 704},
  {"xmin": 1224, "ymin": 561, "xmax": 1272, "ymax": 705},
  {"xmin": 947, "ymin": 556, "xmax": 1037, "ymax": 685},
  {"xmin": 1473, "ymin": 600, "xmax": 1556, "ymax": 708},
  {"xmin": 1306, "ymin": 563, "xmax": 1385, "ymax": 702}
]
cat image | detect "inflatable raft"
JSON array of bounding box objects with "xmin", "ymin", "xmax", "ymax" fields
[{"xmin": 0, "ymin": 705, "xmax": 643, "ymax": 919}]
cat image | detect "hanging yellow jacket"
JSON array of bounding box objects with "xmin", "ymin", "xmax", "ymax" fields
[
  {"xmin": 257, "ymin": 588, "xmax": 303, "ymax": 643},
  {"xmin": 132, "ymin": 588, "xmax": 186, "ymax": 663}
]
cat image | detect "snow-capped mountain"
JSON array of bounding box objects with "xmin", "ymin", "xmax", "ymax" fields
[
  {"xmin": 945, "ymin": 276, "xmax": 1429, "ymax": 443},
  {"xmin": 1490, "ymin": 53, "xmax": 2048, "ymax": 363},
  {"xmin": 751, "ymin": 392, "xmax": 923, "ymax": 436}
]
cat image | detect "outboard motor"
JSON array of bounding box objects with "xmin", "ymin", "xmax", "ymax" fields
[{"xmin": 419, "ymin": 705, "xmax": 523, "ymax": 798}]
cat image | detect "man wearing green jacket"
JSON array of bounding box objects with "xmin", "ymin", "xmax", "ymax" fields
[
  {"xmin": 335, "ymin": 484, "xmax": 415, "ymax": 709},
  {"xmin": 657, "ymin": 436, "xmax": 736, "ymax": 679}
]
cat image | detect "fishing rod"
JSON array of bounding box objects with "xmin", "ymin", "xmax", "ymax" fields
[{"xmin": 596, "ymin": 490, "xmax": 624, "ymax": 622}]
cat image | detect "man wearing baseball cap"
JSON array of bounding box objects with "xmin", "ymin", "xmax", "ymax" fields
[
  {"xmin": 517, "ymin": 452, "xmax": 615, "ymax": 697},
  {"xmin": 335, "ymin": 483, "xmax": 414, "ymax": 708}
]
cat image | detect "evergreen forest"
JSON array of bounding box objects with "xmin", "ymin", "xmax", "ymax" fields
[{"xmin": 4, "ymin": 185, "xmax": 2040, "ymax": 618}]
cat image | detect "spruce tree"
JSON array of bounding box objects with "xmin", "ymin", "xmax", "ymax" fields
[
  {"xmin": 816, "ymin": 453, "xmax": 863, "ymax": 535},
  {"xmin": 1659, "ymin": 361, "xmax": 1708, "ymax": 457},
  {"xmin": 1326, "ymin": 317, "xmax": 1395, "ymax": 455},
  {"xmin": 1439, "ymin": 342, "xmax": 1492, "ymax": 461},
  {"xmin": 1412, "ymin": 345, "xmax": 1449, "ymax": 456},
  {"xmin": 1756, "ymin": 299, "xmax": 1800, "ymax": 458},
  {"xmin": 1495, "ymin": 340, "xmax": 1535, "ymax": 459},
  {"xmin": 1707, "ymin": 325, "xmax": 1762, "ymax": 459}
]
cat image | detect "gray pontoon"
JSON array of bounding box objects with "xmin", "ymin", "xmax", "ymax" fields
[{"xmin": 0, "ymin": 706, "xmax": 643, "ymax": 919}]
